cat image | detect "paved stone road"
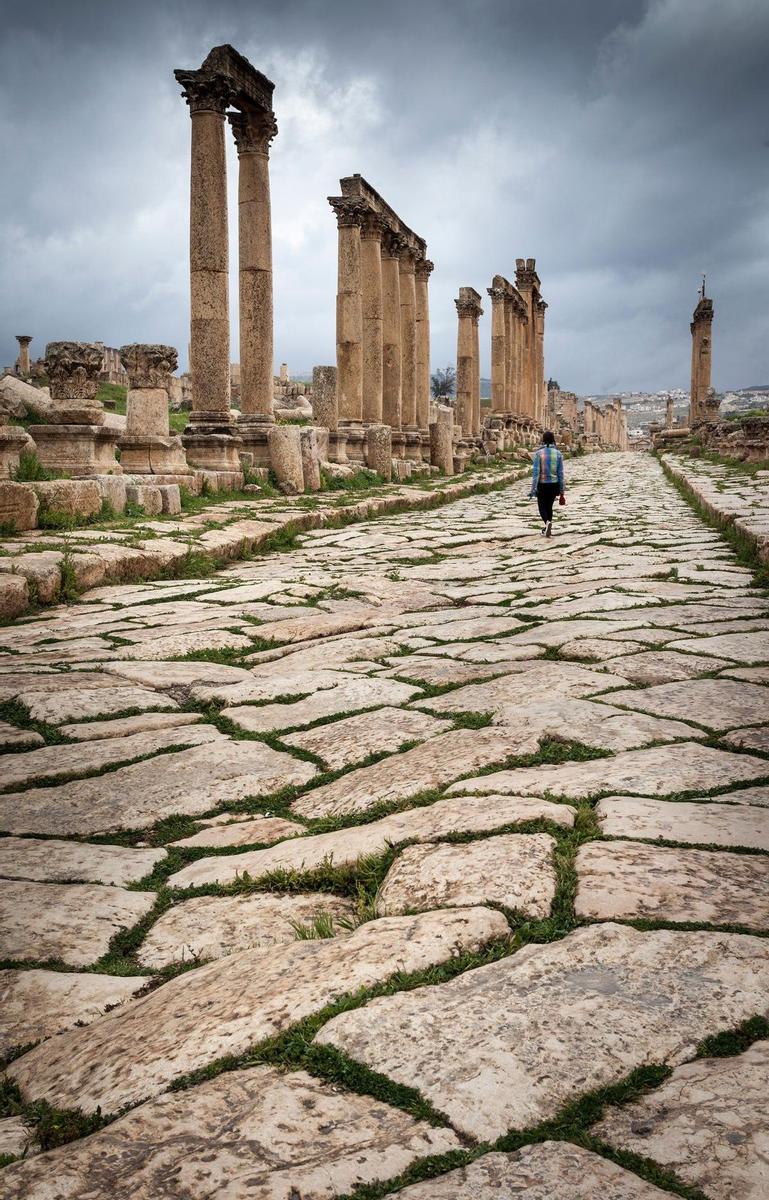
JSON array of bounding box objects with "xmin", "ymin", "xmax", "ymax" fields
[{"xmin": 1, "ymin": 451, "xmax": 768, "ymax": 1198}]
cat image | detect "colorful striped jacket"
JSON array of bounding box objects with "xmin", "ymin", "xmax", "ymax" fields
[{"xmin": 529, "ymin": 445, "xmax": 565, "ymax": 494}]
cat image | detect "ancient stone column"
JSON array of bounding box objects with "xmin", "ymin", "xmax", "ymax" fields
[
  {"xmin": 455, "ymin": 288, "xmax": 482, "ymax": 438},
  {"xmin": 666, "ymin": 397, "xmax": 674, "ymax": 428},
  {"xmin": 118, "ymin": 344, "xmax": 192, "ymax": 479},
  {"xmin": 365, "ymin": 423, "xmax": 393, "ymax": 481},
  {"xmin": 175, "ymin": 68, "xmax": 242, "ymax": 474},
  {"xmin": 381, "ymin": 231, "xmax": 404, "ymax": 456},
  {"xmin": 312, "ymin": 365, "xmax": 337, "ymax": 431},
  {"xmin": 503, "ymin": 295, "xmax": 514, "ymax": 413},
  {"xmin": 15, "ymin": 336, "xmax": 32, "ymax": 378},
  {"xmin": 399, "ymin": 248, "xmax": 419, "ymax": 459},
  {"xmin": 690, "ymin": 292, "xmax": 714, "ymax": 426},
  {"xmin": 229, "ymin": 108, "xmax": 278, "ymax": 465},
  {"xmin": 415, "ymin": 258, "xmax": 434, "ymax": 439},
  {"xmin": 488, "ymin": 280, "xmax": 506, "ymax": 415},
  {"xmin": 360, "ymin": 211, "xmax": 384, "ymax": 424},
  {"xmin": 329, "ymin": 196, "xmax": 365, "ymax": 461},
  {"xmin": 430, "ymin": 405, "xmax": 454, "ymax": 475},
  {"xmin": 268, "ymin": 425, "xmax": 304, "ymax": 494},
  {"xmin": 300, "ymin": 427, "xmax": 321, "ymax": 492},
  {"xmin": 535, "ymin": 299, "xmax": 548, "ymax": 425},
  {"xmin": 472, "ymin": 306, "xmax": 482, "ymax": 438},
  {"xmin": 30, "ymin": 342, "xmax": 121, "ymax": 477}
]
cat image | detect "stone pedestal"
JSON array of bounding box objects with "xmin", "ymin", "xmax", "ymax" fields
[
  {"xmin": 404, "ymin": 428, "xmax": 422, "ymax": 462},
  {"xmin": 365, "ymin": 423, "xmax": 392, "ymax": 481},
  {"xmin": 268, "ymin": 425, "xmax": 304, "ymax": 494},
  {"xmin": 237, "ymin": 415, "xmax": 272, "ymax": 467},
  {"xmin": 35, "ymin": 342, "xmax": 122, "ymax": 477},
  {"xmin": 119, "ymin": 344, "xmax": 194, "ymax": 483},
  {"xmin": 29, "ymin": 424, "xmax": 122, "ymax": 478},
  {"xmin": 327, "ymin": 430, "xmax": 349, "ymax": 464},
  {"xmin": 312, "ymin": 366, "xmax": 338, "ymax": 430},
  {"xmin": 391, "ymin": 430, "xmax": 407, "ymax": 460},
  {"xmin": 300, "ymin": 427, "xmax": 321, "ymax": 492},
  {"xmin": 0, "ymin": 424, "xmax": 30, "ymax": 480},
  {"xmin": 430, "ymin": 407, "xmax": 454, "ymax": 475},
  {"xmin": 341, "ymin": 422, "xmax": 366, "ymax": 464}
]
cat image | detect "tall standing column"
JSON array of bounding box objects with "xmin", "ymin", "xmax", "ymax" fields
[
  {"xmin": 455, "ymin": 288, "xmax": 482, "ymax": 439},
  {"xmin": 329, "ymin": 197, "xmax": 365, "ymax": 461},
  {"xmin": 175, "ymin": 71, "xmax": 236, "ymax": 427},
  {"xmin": 15, "ymin": 336, "xmax": 32, "ymax": 378},
  {"xmin": 399, "ymin": 249, "xmax": 418, "ymax": 429},
  {"xmin": 535, "ymin": 299, "xmax": 547, "ymax": 425},
  {"xmin": 472, "ymin": 307, "xmax": 482, "ymax": 437},
  {"xmin": 381, "ymin": 232, "xmax": 404, "ymax": 457},
  {"xmin": 360, "ymin": 212, "xmax": 384, "ymax": 424},
  {"xmin": 690, "ymin": 292, "xmax": 714, "ymax": 426},
  {"xmin": 415, "ymin": 258, "xmax": 434, "ymax": 436},
  {"xmin": 503, "ymin": 296, "xmax": 514, "ymax": 413},
  {"xmin": 229, "ymin": 107, "xmax": 278, "ymax": 465},
  {"xmin": 488, "ymin": 280, "xmax": 506, "ymax": 415}
]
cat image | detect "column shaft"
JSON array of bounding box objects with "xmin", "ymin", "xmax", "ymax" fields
[
  {"xmin": 415, "ymin": 260, "xmax": 433, "ymax": 432},
  {"xmin": 381, "ymin": 237, "xmax": 402, "ymax": 429},
  {"xmin": 472, "ymin": 315, "xmax": 481, "ymax": 437},
  {"xmin": 455, "ymin": 312, "xmax": 474, "ymax": 437},
  {"xmin": 330, "ymin": 199, "xmax": 364, "ymax": 424},
  {"xmin": 399, "ymin": 252, "xmax": 417, "ymax": 428},
  {"xmin": 503, "ymin": 300, "xmax": 513, "ymax": 412},
  {"xmin": 361, "ymin": 217, "xmax": 384, "ymax": 423},
  {"xmin": 189, "ymin": 107, "xmax": 231, "ymax": 417},
  {"xmin": 488, "ymin": 286, "xmax": 506, "ymax": 413}
]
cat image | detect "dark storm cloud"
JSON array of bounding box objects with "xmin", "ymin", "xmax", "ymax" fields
[{"xmin": 1, "ymin": 0, "xmax": 767, "ymax": 392}]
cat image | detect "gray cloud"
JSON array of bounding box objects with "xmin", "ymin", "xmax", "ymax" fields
[{"xmin": 1, "ymin": 0, "xmax": 767, "ymax": 392}]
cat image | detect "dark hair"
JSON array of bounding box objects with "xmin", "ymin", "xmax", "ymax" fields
[{"xmin": 543, "ymin": 430, "xmax": 556, "ymax": 445}]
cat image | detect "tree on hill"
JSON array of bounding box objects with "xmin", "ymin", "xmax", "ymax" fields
[{"xmin": 431, "ymin": 365, "xmax": 456, "ymax": 399}]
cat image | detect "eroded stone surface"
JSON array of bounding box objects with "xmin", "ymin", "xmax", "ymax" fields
[
  {"xmin": 0, "ymin": 837, "xmax": 164, "ymax": 885},
  {"xmin": 605, "ymin": 678, "xmax": 769, "ymax": 731},
  {"xmin": 59, "ymin": 712, "xmax": 203, "ymax": 741},
  {"xmin": 9, "ymin": 907, "xmax": 509, "ymax": 1113},
  {"xmin": 171, "ymin": 815, "xmax": 304, "ymax": 850},
  {"xmin": 0, "ymin": 720, "xmax": 43, "ymax": 749},
  {"xmin": 0, "ymin": 738, "xmax": 316, "ymax": 835},
  {"xmin": 575, "ymin": 840, "xmax": 769, "ymax": 927},
  {"xmin": 137, "ymin": 892, "xmax": 355, "ymax": 968},
  {"xmin": 0, "ymin": 1115, "xmax": 38, "ymax": 1161},
  {"xmin": 170, "ymin": 795, "xmax": 576, "ymax": 888},
  {"xmin": 596, "ymin": 795, "xmax": 769, "ymax": 850},
  {"xmin": 378, "ymin": 834, "xmax": 556, "ymax": 918},
  {"xmin": 19, "ymin": 684, "xmax": 179, "ymax": 724},
  {"xmin": 0, "ymin": 1066, "xmax": 460, "ymax": 1199},
  {"xmin": 315, "ymin": 923, "xmax": 769, "ymax": 1140},
  {"xmin": 284, "ymin": 705, "xmax": 453, "ymax": 768},
  {"xmin": 595, "ymin": 1040, "xmax": 769, "ymax": 1200},
  {"xmin": 0, "ymin": 969, "xmax": 150, "ymax": 1055},
  {"xmin": 222, "ymin": 676, "xmax": 419, "ymax": 733},
  {"xmin": 384, "ymin": 1143, "xmax": 670, "ymax": 1198},
  {"xmin": 0, "ymin": 881, "xmax": 156, "ymax": 966}
]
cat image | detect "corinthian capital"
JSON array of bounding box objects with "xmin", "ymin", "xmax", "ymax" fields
[
  {"xmin": 174, "ymin": 69, "xmax": 236, "ymax": 115},
  {"xmin": 359, "ymin": 210, "xmax": 386, "ymax": 240},
  {"xmin": 381, "ymin": 230, "xmax": 406, "ymax": 259},
  {"xmin": 415, "ymin": 258, "xmax": 434, "ymax": 281},
  {"xmin": 228, "ymin": 109, "xmax": 278, "ymax": 155},
  {"xmin": 328, "ymin": 197, "xmax": 367, "ymax": 228},
  {"xmin": 487, "ymin": 285, "xmax": 506, "ymax": 303},
  {"xmin": 120, "ymin": 344, "xmax": 178, "ymax": 390},
  {"xmin": 44, "ymin": 341, "xmax": 103, "ymax": 401}
]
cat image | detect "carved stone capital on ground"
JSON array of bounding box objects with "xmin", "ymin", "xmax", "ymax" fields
[
  {"xmin": 174, "ymin": 69, "xmax": 236, "ymax": 115},
  {"xmin": 44, "ymin": 342, "xmax": 103, "ymax": 402},
  {"xmin": 328, "ymin": 197, "xmax": 367, "ymax": 229},
  {"xmin": 228, "ymin": 108, "xmax": 278, "ymax": 155},
  {"xmin": 415, "ymin": 258, "xmax": 434, "ymax": 281},
  {"xmin": 119, "ymin": 344, "xmax": 179, "ymax": 390}
]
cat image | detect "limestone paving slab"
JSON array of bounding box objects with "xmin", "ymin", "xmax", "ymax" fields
[
  {"xmin": 594, "ymin": 1040, "xmax": 769, "ymax": 1199},
  {"xmin": 0, "ymin": 721, "xmax": 43, "ymax": 749},
  {"xmin": 171, "ymin": 815, "xmax": 304, "ymax": 850},
  {"xmin": 223, "ymin": 676, "xmax": 420, "ymax": 733},
  {"xmin": 283, "ymin": 705, "xmax": 453, "ymax": 769},
  {"xmin": 0, "ymin": 1066, "xmax": 460, "ymax": 1200},
  {"xmin": 447, "ymin": 742, "xmax": 769, "ymax": 802},
  {"xmin": 381, "ymin": 655, "xmax": 514, "ymax": 685},
  {"xmin": 594, "ymin": 649, "xmax": 729, "ymax": 685},
  {"xmin": 0, "ymin": 880, "xmax": 156, "ymax": 966},
  {"xmin": 378, "ymin": 834, "xmax": 557, "ymax": 918},
  {"xmin": 314, "ymin": 923, "xmax": 769, "ymax": 1140},
  {"xmin": 667, "ymin": 630, "xmax": 769, "ymax": 662},
  {"xmin": 137, "ymin": 891, "xmax": 355, "ymax": 968},
  {"xmin": 110, "ymin": 629, "xmax": 255, "ymax": 660},
  {"xmin": 0, "ymin": 837, "xmax": 164, "ymax": 885},
  {"xmin": 170, "ymin": 795, "xmax": 576, "ymax": 888},
  {"xmin": 575, "ymin": 840, "xmax": 769, "ymax": 928},
  {"xmin": 412, "ymin": 663, "xmax": 626, "ymax": 717},
  {"xmin": 18, "ymin": 684, "xmax": 179, "ymax": 724},
  {"xmin": 8, "ymin": 907, "xmax": 509, "ymax": 1114},
  {"xmin": 595, "ymin": 795, "xmax": 769, "ymax": 850},
  {"xmin": 605, "ymin": 677, "xmax": 769, "ymax": 731},
  {"xmin": 0, "ymin": 969, "xmax": 150, "ymax": 1056},
  {"xmin": 101, "ymin": 659, "xmax": 255, "ymax": 688},
  {"xmin": 0, "ymin": 723, "xmax": 217, "ymax": 791},
  {"xmin": 383, "ymin": 1143, "xmax": 670, "ymax": 1198},
  {"xmin": 723, "ymin": 724, "xmax": 769, "ymax": 752},
  {"xmin": 59, "ymin": 711, "xmax": 203, "ymax": 741},
  {"xmin": 488, "ymin": 697, "xmax": 705, "ymax": 753},
  {"xmin": 0, "ymin": 1115, "xmax": 38, "ymax": 1162},
  {"xmin": 0, "ymin": 738, "xmax": 316, "ymax": 835}
]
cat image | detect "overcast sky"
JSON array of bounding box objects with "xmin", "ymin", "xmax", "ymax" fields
[{"xmin": 1, "ymin": 0, "xmax": 767, "ymax": 393}]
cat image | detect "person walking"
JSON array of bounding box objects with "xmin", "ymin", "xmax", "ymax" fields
[{"xmin": 529, "ymin": 430, "xmax": 565, "ymax": 537}]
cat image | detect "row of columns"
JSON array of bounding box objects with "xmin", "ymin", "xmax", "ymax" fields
[
  {"xmin": 329, "ymin": 196, "xmax": 433, "ymax": 457},
  {"xmin": 485, "ymin": 260, "xmax": 547, "ymax": 427},
  {"xmin": 175, "ymin": 53, "xmax": 277, "ymax": 470}
]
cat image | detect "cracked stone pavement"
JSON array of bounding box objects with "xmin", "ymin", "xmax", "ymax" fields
[{"xmin": 1, "ymin": 451, "xmax": 768, "ymax": 1198}]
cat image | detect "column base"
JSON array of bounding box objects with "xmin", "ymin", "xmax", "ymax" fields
[
  {"xmin": 237, "ymin": 415, "xmax": 274, "ymax": 468},
  {"xmin": 118, "ymin": 435, "xmax": 190, "ymax": 475},
  {"xmin": 390, "ymin": 430, "xmax": 406, "ymax": 459},
  {"xmin": 340, "ymin": 422, "xmax": 366, "ymax": 464},
  {"xmin": 182, "ymin": 427, "xmax": 243, "ymax": 473},
  {"xmin": 404, "ymin": 427, "xmax": 422, "ymax": 462},
  {"xmin": 327, "ymin": 431, "xmax": 349, "ymax": 464},
  {"xmin": 28, "ymin": 424, "xmax": 122, "ymax": 477}
]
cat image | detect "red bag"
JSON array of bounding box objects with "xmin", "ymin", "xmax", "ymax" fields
[{"xmin": 559, "ymin": 494, "xmax": 566, "ymax": 506}]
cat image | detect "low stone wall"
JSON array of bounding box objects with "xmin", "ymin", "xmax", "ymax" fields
[
  {"xmin": 659, "ymin": 450, "xmax": 769, "ymax": 565},
  {"xmin": 692, "ymin": 416, "xmax": 769, "ymax": 462}
]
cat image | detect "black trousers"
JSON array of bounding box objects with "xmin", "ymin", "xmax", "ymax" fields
[{"xmin": 537, "ymin": 482, "xmax": 560, "ymax": 525}]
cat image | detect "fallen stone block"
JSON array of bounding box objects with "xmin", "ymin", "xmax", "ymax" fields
[
  {"xmin": 94, "ymin": 473, "xmax": 127, "ymax": 514},
  {"xmin": 0, "ymin": 480, "xmax": 38, "ymax": 532},
  {"xmin": 32, "ymin": 478, "xmax": 102, "ymax": 520},
  {"xmin": 156, "ymin": 482, "xmax": 181, "ymax": 514},
  {"xmin": 125, "ymin": 482, "xmax": 163, "ymax": 516}
]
